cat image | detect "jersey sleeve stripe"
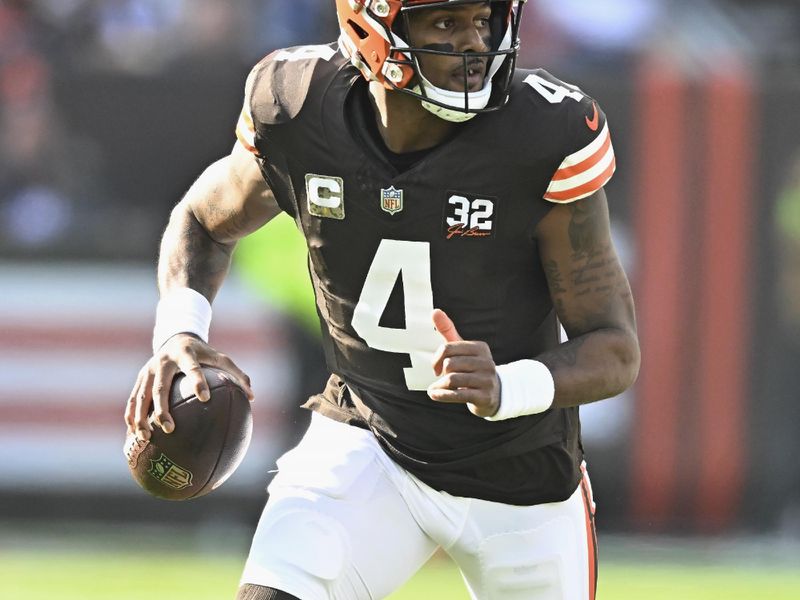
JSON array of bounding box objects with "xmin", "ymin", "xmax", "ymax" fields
[
  {"xmin": 550, "ymin": 129, "xmax": 612, "ymax": 182},
  {"xmin": 546, "ymin": 142, "xmax": 615, "ymax": 193},
  {"xmin": 241, "ymin": 107, "xmax": 255, "ymax": 131},
  {"xmin": 235, "ymin": 109, "xmax": 259, "ymax": 156},
  {"xmin": 235, "ymin": 126, "xmax": 259, "ymax": 155},
  {"xmin": 559, "ymin": 122, "xmax": 610, "ymax": 168},
  {"xmin": 543, "ymin": 155, "xmax": 616, "ymax": 203}
]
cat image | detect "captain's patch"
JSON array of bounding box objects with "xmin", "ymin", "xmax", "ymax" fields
[{"xmin": 306, "ymin": 174, "xmax": 345, "ymax": 220}]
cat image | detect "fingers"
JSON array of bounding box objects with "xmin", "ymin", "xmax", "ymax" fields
[
  {"xmin": 434, "ymin": 353, "xmax": 487, "ymax": 376},
  {"xmin": 432, "ymin": 341, "xmax": 488, "ymax": 376},
  {"xmin": 152, "ymin": 357, "xmax": 178, "ymax": 434},
  {"xmin": 175, "ymin": 353, "xmax": 211, "ymax": 403},
  {"xmin": 125, "ymin": 367, "xmax": 146, "ymax": 435},
  {"xmin": 179, "ymin": 349, "xmax": 254, "ymax": 402},
  {"xmin": 125, "ymin": 335, "xmax": 255, "ymax": 442},
  {"xmin": 428, "ymin": 386, "xmax": 487, "ymax": 405},
  {"xmin": 427, "ymin": 373, "xmax": 500, "ymax": 418},
  {"xmin": 204, "ymin": 352, "xmax": 254, "ymax": 401},
  {"xmin": 427, "ymin": 374, "xmax": 500, "ymax": 417},
  {"xmin": 432, "ymin": 308, "xmax": 463, "ymax": 343},
  {"xmin": 427, "ymin": 328, "xmax": 499, "ymax": 415},
  {"xmin": 133, "ymin": 368, "xmax": 155, "ymax": 441},
  {"xmin": 428, "ymin": 372, "xmax": 493, "ymax": 396}
]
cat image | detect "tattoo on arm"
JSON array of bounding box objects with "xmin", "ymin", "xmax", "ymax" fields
[
  {"xmin": 203, "ymin": 191, "xmax": 258, "ymax": 243},
  {"xmin": 544, "ymin": 260, "xmax": 567, "ymax": 294},
  {"xmin": 567, "ymin": 199, "xmax": 598, "ymax": 259},
  {"xmin": 544, "ymin": 199, "xmax": 634, "ymax": 334},
  {"xmin": 540, "ymin": 336, "xmax": 587, "ymax": 371},
  {"xmin": 538, "ymin": 195, "xmax": 640, "ymax": 404}
]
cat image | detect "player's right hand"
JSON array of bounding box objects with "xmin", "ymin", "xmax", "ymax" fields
[{"xmin": 124, "ymin": 333, "xmax": 254, "ymax": 442}]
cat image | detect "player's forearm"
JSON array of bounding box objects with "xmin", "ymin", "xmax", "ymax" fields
[
  {"xmin": 537, "ymin": 327, "xmax": 640, "ymax": 408},
  {"xmin": 156, "ymin": 200, "xmax": 235, "ymax": 302}
]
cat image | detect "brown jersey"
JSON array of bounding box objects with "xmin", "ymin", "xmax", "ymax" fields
[{"xmin": 235, "ymin": 43, "xmax": 616, "ymax": 505}]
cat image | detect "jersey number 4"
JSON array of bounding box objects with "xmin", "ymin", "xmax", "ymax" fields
[
  {"xmin": 524, "ymin": 73, "xmax": 585, "ymax": 104},
  {"xmin": 351, "ymin": 240, "xmax": 441, "ymax": 391}
]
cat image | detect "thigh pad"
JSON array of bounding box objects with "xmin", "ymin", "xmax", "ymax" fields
[{"xmin": 254, "ymin": 507, "xmax": 349, "ymax": 581}]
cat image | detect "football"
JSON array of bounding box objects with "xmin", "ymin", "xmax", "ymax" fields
[{"xmin": 124, "ymin": 366, "xmax": 253, "ymax": 500}]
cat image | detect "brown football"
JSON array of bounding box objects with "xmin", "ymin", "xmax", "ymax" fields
[{"xmin": 124, "ymin": 366, "xmax": 252, "ymax": 500}]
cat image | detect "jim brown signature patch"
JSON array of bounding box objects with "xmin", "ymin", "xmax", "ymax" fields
[{"xmin": 442, "ymin": 192, "xmax": 497, "ymax": 240}]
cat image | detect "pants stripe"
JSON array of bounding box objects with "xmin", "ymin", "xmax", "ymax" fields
[{"xmin": 580, "ymin": 466, "xmax": 598, "ymax": 600}]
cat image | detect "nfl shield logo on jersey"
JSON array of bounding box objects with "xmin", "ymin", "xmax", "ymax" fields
[{"xmin": 380, "ymin": 186, "xmax": 404, "ymax": 215}]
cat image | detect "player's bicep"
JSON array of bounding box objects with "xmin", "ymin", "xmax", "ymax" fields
[
  {"xmin": 535, "ymin": 189, "xmax": 636, "ymax": 339},
  {"xmin": 187, "ymin": 142, "xmax": 281, "ymax": 245}
]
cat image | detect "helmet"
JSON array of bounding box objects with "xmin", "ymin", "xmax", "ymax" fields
[{"xmin": 336, "ymin": 0, "xmax": 526, "ymax": 122}]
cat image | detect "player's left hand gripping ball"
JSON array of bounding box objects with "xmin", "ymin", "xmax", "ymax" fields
[{"xmin": 123, "ymin": 366, "xmax": 253, "ymax": 500}]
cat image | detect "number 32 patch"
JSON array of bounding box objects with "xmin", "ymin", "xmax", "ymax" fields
[{"xmin": 442, "ymin": 192, "xmax": 497, "ymax": 240}]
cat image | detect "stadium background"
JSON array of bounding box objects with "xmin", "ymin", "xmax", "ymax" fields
[{"xmin": 1, "ymin": 0, "xmax": 799, "ymax": 598}]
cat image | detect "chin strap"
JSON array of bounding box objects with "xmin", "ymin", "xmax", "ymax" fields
[{"xmin": 413, "ymin": 76, "xmax": 492, "ymax": 123}]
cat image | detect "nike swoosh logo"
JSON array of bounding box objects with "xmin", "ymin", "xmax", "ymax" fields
[{"xmin": 585, "ymin": 101, "xmax": 599, "ymax": 131}]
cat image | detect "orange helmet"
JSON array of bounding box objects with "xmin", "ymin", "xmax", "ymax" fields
[{"xmin": 336, "ymin": 0, "xmax": 526, "ymax": 122}]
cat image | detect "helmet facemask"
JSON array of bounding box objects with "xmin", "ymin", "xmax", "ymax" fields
[{"xmin": 337, "ymin": 0, "xmax": 526, "ymax": 123}]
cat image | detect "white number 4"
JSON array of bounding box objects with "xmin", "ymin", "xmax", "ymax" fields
[
  {"xmin": 524, "ymin": 73, "xmax": 584, "ymax": 104},
  {"xmin": 273, "ymin": 45, "xmax": 337, "ymax": 62},
  {"xmin": 352, "ymin": 240, "xmax": 442, "ymax": 391}
]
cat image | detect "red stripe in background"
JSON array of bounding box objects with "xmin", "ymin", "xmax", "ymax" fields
[
  {"xmin": 0, "ymin": 395, "xmax": 285, "ymax": 428},
  {"xmin": 695, "ymin": 63, "xmax": 754, "ymax": 531},
  {"xmin": 630, "ymin": 56, "xmax": 688, "ymax": 528},
  {"xmin": 0, "ymin": 324, "xmax": 281, "ymax": 352}
]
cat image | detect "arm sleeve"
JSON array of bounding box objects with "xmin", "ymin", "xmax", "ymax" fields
[{"xmin": 543, "ymin": 99, "xmax": 616, "ymax": 203}]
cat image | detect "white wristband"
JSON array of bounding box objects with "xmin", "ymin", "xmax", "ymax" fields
[
  {"xmin": 152, "ymin": 287, "xmax": 212, "ymax": 353},
  {"xmin": 483, "ymin": 359, "xmax": 555, "ymax": 421}
]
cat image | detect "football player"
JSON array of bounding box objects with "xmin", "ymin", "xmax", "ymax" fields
[{"xmin": 125, "ymin": 1, "xmax": 640, "ymax": 599}]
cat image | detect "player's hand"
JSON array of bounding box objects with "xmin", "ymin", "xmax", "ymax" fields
[
  {"xmin": 427, "ymin": 309, "xmax": 500, "ymax": 418},
  {"xmin": 124, "ymin": 333, "xmax": 254, "ymax": 441}
]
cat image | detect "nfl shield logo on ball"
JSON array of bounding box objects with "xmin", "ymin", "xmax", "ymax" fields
[
  {"xmin": 148, "ymin": 453, "xmax": 194, "ymax": 490},
  {"xmin": 380, "ymin": 186, "xmax": 403, "ymax": 215}
]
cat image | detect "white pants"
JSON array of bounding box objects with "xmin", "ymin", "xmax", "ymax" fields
[{"xmin": 241, "ymin": 413, "xmax": 597, "ymax": 600}]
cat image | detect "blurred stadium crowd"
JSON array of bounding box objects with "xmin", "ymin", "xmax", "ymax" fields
[{"xmin": 1, "ymin": 0, "xmax": 800, "ymax": 538}]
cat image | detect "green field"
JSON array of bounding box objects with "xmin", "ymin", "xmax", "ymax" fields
[{"xmin": 3, "ymin": 548, "xmax": 799, "ymax": 600}]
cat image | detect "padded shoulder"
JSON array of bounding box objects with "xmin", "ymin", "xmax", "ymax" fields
[
  {"xmin": 514, "ymin": 69, "xmax": 606, "ymax": 146},
  {"xmin": 247, "ymin": 43, "xmax": 343, "ymax": 126},
  {"xmin": 236, "ymin": 44, "xmax": 346, "ymax": 156},
  {"xmin": 513, "ymin": 69, "xmax": 616, "ymax": 203}
]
